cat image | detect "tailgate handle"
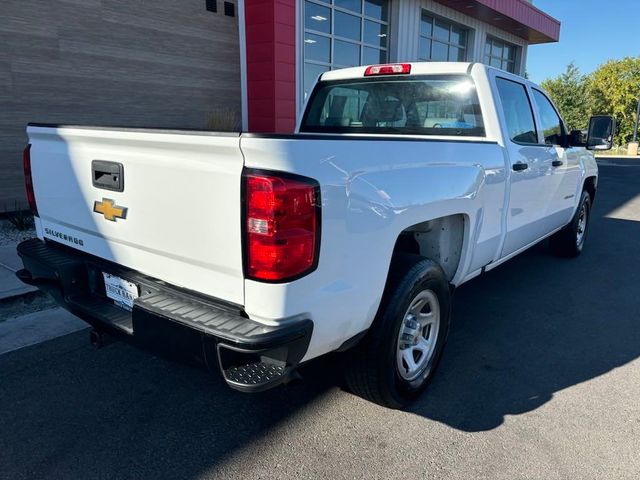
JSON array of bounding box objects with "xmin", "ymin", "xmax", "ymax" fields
[{"xmin": 92, "ymin": 160, "xmax": 124, "ymax": 192}]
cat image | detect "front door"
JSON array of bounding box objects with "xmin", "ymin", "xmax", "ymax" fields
[{"xmin": 530, "ymin": 88, "xmax": 579, "ymax": 227}]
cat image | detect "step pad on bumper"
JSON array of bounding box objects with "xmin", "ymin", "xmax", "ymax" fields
[{"xmin": 225, "ymin": 362, "xmax": 286, "ymax": 386}]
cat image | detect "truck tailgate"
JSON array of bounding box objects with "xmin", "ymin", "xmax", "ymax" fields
[{"xmin": 27, "ymin": 125, "xmax": 245, "ymax": 305}]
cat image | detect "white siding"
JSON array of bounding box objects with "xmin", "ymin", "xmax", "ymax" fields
[{"xmin": 390, "ymin": 0, "xmax": 529, "ymax": 76}]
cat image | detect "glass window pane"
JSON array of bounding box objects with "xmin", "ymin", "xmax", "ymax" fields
[
  {"xmin": 532, "ymin": 89, "xmax": 563, "ymax": 144},
  {"xmin": 301, "ymin": 76, "xmax": 485, "ymax": 136},
  {"xmin": 450, "ymin": 26, "xmax": 466, "ymax": 47},
  {"xmin": 335, "ymin": 11, "xmax": 361, "ymax": 40},
  {"xmin": 364, "ymin": 20, "xmax": 387, "ymax": 47},
  {"xmin": 304, "ymin": 63, "xmax": 330, "ymax": 100},
  {"xmin": 362, "ymin": 46, "xmax": 385, "ymax": 65},
  {"xmin": 491, "ymin": 40, "xmax": 503, "ymax": 59},
  {"xmin": 335, "ymin": 0, "xmax": 362, "ymax": 13},
  {"xmin": 434, "ymin": 19, "xmax": 450, "ymax": 41},
  {"xmin": 505, "ymin": 45, "xmax": 515, "ymax": 61},
  {"xmin": 484, "ymin": 41, "xmax": 492, "ymax": 56},
  {"xmin": 364, "ymin": 0, "xmax": 388, "ymax": 21},
  {"xmin": 305, "ymin": 1, "xmax": 331, "ymax": 34},
  {"xmin": 490, "ymin": 57, "xmax": 502, "ymax": 68},
  {"xmin": 304, "ymin": 33, "xmax": 330, "ymax": 63},
  {"xmin": 418, "ymin": 38, "xmax": 431, "ymax": 60},
  {"xmin": 495, "ymin": 78, "xmax": 537, "ymax": 143},
  {"xmin": 450, "ymin": 46, "xmax": 465, "ymax": 62},
  {"xmin": 334, "ymin": 39, "xmax": 360, "ymax": 66},
  {"xmin": 432, "ymin": 41, "xmax": 448, "ymax": 61},
  {"xmin": 503, "ymin": 61, "xmax": 515, "ymax": 73},
  {"xmin": 420, "ymin": 13, "xmax": 433, "ymax": 37}
]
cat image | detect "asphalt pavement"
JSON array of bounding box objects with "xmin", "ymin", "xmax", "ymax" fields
[{"xmin": 1, "ymin": 158, "xmax": 639, "ymax": 479}]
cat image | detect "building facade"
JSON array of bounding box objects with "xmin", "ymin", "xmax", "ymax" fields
[
  {"xmin": 243, "ymin": 0, "xmax": 560, "ymax": 132},
  {"xmin": 0, "ymin": 0, "xmax": 559, "ymax": 206}
]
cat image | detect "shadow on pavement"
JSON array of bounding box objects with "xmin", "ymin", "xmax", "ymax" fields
[{"xmin": 409, "ymin": 163, "xmax": 640, "ymax": 430}]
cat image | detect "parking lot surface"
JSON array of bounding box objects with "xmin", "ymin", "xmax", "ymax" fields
[{"xmin": 1, "ymin": 159, "xmax": 639, "ymax": 480}]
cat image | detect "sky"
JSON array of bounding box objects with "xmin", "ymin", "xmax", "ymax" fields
[{"xmin": 527, "ymin": 0, "xmax": 640, "ymax": 83}]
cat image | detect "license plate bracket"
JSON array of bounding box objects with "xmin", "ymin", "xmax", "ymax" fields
[{"xmin": 102, "ymin": 272, "xmax": 139, "ymax": 311}]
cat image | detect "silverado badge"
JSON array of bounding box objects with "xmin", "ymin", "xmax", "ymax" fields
[{"xmin": 93, "ymin": 198, "xmax": 128, "ymax": 222}]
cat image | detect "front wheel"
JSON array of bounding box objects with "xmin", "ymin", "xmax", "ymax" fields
[
  {"xmin": 344, "ymin": 254, "xmax": 451, "ymax": 408},
  {"xmin": 550, "ymin": 190, "xmax": 592, "ymax": 257}
]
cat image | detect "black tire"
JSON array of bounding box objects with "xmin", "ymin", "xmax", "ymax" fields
[
  {"xmin": 550, "ymin": 190, "xmax": 592, "ymax": 257},
  {"xmin": 344, "ymin": 253, "xmax": 451, "ymax": 409}
]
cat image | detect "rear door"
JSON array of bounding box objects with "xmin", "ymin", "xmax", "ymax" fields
[
  {"xmin": 28, "ymin": 125, "xmax": 245, "ymax": 305},
  {"xmin": 493, "ymin": 76, "xmax": 558, "ymax": 257}
]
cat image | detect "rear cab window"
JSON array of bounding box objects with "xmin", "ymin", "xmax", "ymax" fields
[{"xmin": 300, "ymin": 75, "xmax": 485, "ymax": 137}]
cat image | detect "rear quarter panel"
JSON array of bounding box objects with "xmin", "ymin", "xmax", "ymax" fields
[{"xmin": 241, "ymin": 135, "xmax": 507, "ymax": 360}]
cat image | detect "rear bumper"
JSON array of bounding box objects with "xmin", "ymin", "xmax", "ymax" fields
[{"xmin": 16, "ymin": 238, "xmax": 312, "ymax": 392}]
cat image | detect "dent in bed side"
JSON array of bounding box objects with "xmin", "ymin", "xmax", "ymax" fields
[{"xmin": 240, "ymin": 136, "xmax": 507, "ymax": 361}]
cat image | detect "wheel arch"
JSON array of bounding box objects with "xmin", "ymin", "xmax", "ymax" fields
[
  {"xmin": 389, "ymin": 214, "xmax": 467, "ymax": 283},
  {"xmin": 583, "ymin": 175, "xmax": 597, "ymax": 202}
]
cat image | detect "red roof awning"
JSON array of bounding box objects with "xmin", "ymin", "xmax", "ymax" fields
[{"xmin": 433, "ymin": 0, "xmax": 560, "ymax": 44}]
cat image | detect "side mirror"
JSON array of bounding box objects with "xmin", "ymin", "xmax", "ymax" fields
[{"xmin": 586, "ymin": 115, "xmax": 616, "ymax": 150}]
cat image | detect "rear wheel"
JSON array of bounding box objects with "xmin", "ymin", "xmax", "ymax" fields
[
  {"xmin": 550, "ymin": 190, "xmax": 592, "ymax": 257},
  {"xmin": 344, "ymin": 254, "xmax": 451, "ymax": 408}
]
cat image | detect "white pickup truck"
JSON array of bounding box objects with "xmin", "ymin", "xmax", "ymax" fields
[{"xmin": 17, "ymin": 62, "xmax": 615, "ymax": 408}]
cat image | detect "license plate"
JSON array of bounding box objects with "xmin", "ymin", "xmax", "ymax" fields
[{"xmin": 103, "ymin": 272, "xmax": 139, "ymax": 311}]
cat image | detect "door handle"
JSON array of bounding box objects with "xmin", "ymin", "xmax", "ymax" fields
[
  {"xmin": 552, "ymin": 160, "xmax": 563, "ymax": 167},
  {"xmin": 512, "ymin": 163, "xmax": 529, "ymax": 171}
]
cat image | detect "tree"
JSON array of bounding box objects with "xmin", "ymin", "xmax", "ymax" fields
[
  {"xmin": 587, "ymin": 57, "xmax": 640, "ymax": 146},
  {"xmin": 541, "ymin": 62, "xmax": 590, "ymax": 131}
]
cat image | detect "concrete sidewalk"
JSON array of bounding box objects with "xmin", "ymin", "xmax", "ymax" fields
[
  {"xmin": 0, "ymin": 243, "xmax": 36, "ymax": 300},
  {"xmin": 0, "ymin": 307, "xmax": 87, "ymax": 355},
  {"xmin": 0, "ymin": 240, "xmax": 87, "ymax": 355}
]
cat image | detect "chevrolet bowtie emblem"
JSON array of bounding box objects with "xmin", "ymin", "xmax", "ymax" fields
[{"xmin": 93, "ymin": 198, "xmax": 128, "ymax": 222}]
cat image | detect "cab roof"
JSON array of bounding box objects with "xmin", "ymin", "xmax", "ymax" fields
[{"xmin": 319, "ymin": 62, "xmax": 477, "ymax": 82}]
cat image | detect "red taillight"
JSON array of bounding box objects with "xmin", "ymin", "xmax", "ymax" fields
[
  {"xmin": 23, "ymin": 144, "xmax": 38, "ymax": 217},
  {"xmin": 244, "ymin": 170, "xmax": 319, "ymax": 282},
  {"xmin": 364, "ymin": 63, "xmax": 411, "ymax": 76}
]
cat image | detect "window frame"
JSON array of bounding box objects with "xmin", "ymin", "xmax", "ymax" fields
[
  {"xmin": 302, "ymin": 0, "xmax": 391, "ymax": 102},
  {"xmin": 484, "ymin": 36, "xmax": 519, "ymax": 73},
  {"xmin": 418, "ymin": 11, "xmax": 469, "ymax": 63},
  {"xmin": 530, "ymin": 87, "xmax": 568, "ymax": 147},
  {"xmin": 494, "ymin": 76, "xmax": 539, "ymax": 147}
]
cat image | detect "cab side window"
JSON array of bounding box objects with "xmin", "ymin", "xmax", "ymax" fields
[
  {"xmin": 495, "ymin": 77, "xmax": 537, "ymax": 144},
  {"xmin": 532, "ymin": 89, "xmax": 565, "ymax": 146}
]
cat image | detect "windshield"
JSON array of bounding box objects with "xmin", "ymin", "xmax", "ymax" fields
[{"xmin": 300, "ymin": 75, "xmax": 485, "ymax": 136}]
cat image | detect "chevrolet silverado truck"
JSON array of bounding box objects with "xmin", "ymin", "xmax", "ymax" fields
[{"xmin": 16, "ymin": 62, "xmax": 615, "ymax": 408}]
